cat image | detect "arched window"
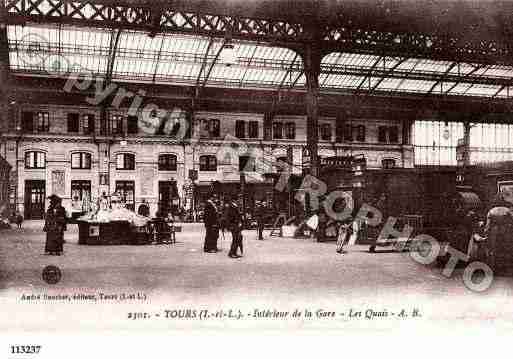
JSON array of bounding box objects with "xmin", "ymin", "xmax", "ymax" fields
[
  {"xmin": 158, "ymin": 154, "xmax": 177, "ymax": 171},
  {"xmin": 71, "ymin": 152, "xmax": 92, "ymax": 169},
  {"xmin": 199, "ymin": 155, "xmax": 217, "ymax": 171},
  {"xmin": 116, "ymin": 153, "xmax": 135, "ymax": 170},
  {"xmin": 25, "ymin": 151, "xmax": 46, "ymax": 169}
]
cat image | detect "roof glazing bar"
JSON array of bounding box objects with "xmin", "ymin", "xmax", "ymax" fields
[
  {"xmin": 152, "ymin": 35, "xmax": 165, "ymax": 83},
  {"xmin": 369, "ymin": 57, "xmax": 408, "ymax": 92},
  {"xmin": 425, "ymin": 61, "xmax": 458, "ymax": 95},
  {"xmin": 320, "ymin": 52, "xmax": 344, "ymax": 87},
  {"xmin": 444, "ymin": 64, "xmax": 488, "ymax": 94},
  {"xmin": 355, "ymin": 55, "xmax": 383, "ymax": 91},
  {"xmin": 238, "ymin": 43, "xmax": 259, "ymax": 86}
]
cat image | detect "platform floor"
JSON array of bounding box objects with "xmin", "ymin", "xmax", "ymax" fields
[{"xmin": 1, "ymin": 221, "xmax": 513, "ymax": 331}]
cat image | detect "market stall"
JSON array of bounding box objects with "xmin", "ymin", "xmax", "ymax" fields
[{"xmin": 77, "ymin": 206, "xmax": 152, "ymax": 245}]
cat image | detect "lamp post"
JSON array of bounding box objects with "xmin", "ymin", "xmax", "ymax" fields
[{"xmin": 240, "ymin": 171, "xmax": 246, "ymax": 223}]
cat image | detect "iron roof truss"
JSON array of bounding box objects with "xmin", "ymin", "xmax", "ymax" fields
[{"xmin": 3, "ymin": 0, "xmax": 513, "ymax": 101}]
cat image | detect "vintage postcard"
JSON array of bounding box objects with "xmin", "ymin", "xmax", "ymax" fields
[{"xmin": 2, "ymin": 1, "xmax": 513, "ymax": 352}]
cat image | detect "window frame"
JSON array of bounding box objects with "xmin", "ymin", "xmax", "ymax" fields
[
  {"xmin": 388, "ymin": 126, "xmax": 399, "ymax": 143},
  {"xmin": 36, "ymin": 112, "xmax": 50, "ymax": 133},
  {"xmin": 71, "ymin": 152, "xmax": 92, "ymax": 170},
  {"xmin": 248, "ymin": 121, "xmax": 259, "ymax": 138},
  {"xmin": 273, "ymin": 122, "xmax": 284, "ymax": 139},
  {"xmin": 235, "ymin": 120, "xmax": 246, "ymax": 139},
  {"xmin": 378, "ymin": 126, "xmax": 399, "ymax": 143},
  {"xmin": 25, "ymin": 151, "xmax": 46, "ymax": 169},
  {"xmin": 356, "ymin": 125, "xmax": 366, "ymax": 142},
  {"xmin": 200, "ymin": 119, "xmax": 221, "ymax": 139},
  {"xmin": 319, "ymin": 123, "xmax": 332, "ymax": 141},
  {"xmin": 211, "ymin": 119, "xmax": 220, "ymax": 138},
  {"xmin": 82, "ymin": 114, "xmax": 95, "ymax": 135},
  {"xmin": 382, "ymin": 158, "xmax": 397, "ymax": 169},
  {"xmin": 158, "ymin": 154, "xmax": 178, "ymax": 171},
  {"xmin": 116, "ymin": 153, "xmax": 135, "ymax": 170},
  {"xmin": 199, "ymin": 155, "xmax": 217, "ymax": 172},
  {"xmin": 67, "ymin": 113, "xmax": 80, "ymax": 133},
  {"xmin": 110, "ymin": 115, "xmax": 124, "ymax": 135},
  {"xmin": 285, "ymin": 122, "xmax": 296, "ymax": 140},
  {"xmin": 378, "ymin": 126, "xmax": 388, "ymax": 143}
]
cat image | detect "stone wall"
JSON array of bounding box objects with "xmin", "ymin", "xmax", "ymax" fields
[{"xmin": 1, "ymin": 104, "xmax": 414, "ymax": 217}]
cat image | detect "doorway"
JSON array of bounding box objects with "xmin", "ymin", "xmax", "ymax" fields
[
  {"xmin": 159, "ymin": 181, "xmax": 179, "ymax": 216},
  {"xmin": 71, "ymin": 180, "xmax": 92, "ymax": 217},
  {"xmin": 24, "ymin": 180, "xmax": 46, "ymax": 219},
  {"xmin": 115, "ymin": 181, "xmax": 135, "ymax": 211}
]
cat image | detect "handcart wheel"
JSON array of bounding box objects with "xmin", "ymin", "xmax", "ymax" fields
[{"xmin": 369, "ymin": 245, "xmax": 376, "ymax": 253}]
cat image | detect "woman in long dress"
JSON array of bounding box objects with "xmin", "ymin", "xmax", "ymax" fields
[{"xmin": 43, "ymin": 195, "xmax": 67, "ymax": 256}]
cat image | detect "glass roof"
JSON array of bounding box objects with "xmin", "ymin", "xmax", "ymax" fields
[{"xmin": 7, "ymin": 24, "xmax": 513, "ymax": 99}]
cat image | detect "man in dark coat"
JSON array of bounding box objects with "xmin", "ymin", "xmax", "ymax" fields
[
  {"xmin": 226, "ymin": 199, "xmax": 244, "ymax": 258},
  {"xmin": 43, "ymin": 194, "xmax": 67, "ymax": 255},
  {"xmin": 255, "ymin": 201, "xmax": 266, "ymax": 241},
  {"xmin": 203, "ymin": 194, "xmax": 220, "ymax": 253}
]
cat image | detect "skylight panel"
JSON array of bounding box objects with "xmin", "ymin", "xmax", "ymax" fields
[
  {"xmin": 395, "ymin": 58, "xmax": 420, "ymax": 72},
  {"xmin": 446, "ymin": 82, "xmax": 474, "ymax": 94},
  {"xmin": 375, "ymin": 77, "xmax": 403, "ymax": 90},
  {"xmin": 396, "ymin": 79, "xmax": 438, "ymax": 93},
  {"xmin": 447, "ymin": 63, "xmax": 481, "ymax": 76},
  {"xmin": 7, "ymin": 24, "xmax": 110, "ymax": 75},
  {"xmin": 413, "ymin": 59, "xmax": 453, "ymax": 74},
  {"xmin": 339, "ymin": 75, "xmax": 367, "ymax": 88},
  {"xmin": 481, "ymin": 65, "xmax": 513, "ymax": 79},
  {"xmin": 493, "ymin": 86, "xmax": 511, "ymax": 98},
  {"xmin": 463, "ymin": 84, "xmax": 503, "ymax": 97},
  {"xmin": 321, "ymin": 52, "xmax": 341, "ymax": 65}
]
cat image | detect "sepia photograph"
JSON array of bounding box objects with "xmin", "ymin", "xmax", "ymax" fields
[{"xmin": 1, "ymin": 0, "xmax": 513, "ymax": 346}]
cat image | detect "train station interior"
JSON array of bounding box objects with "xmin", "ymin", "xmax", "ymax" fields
[{"xmin": 2, "ymin": 0, "xmax": 513, "ymax": 331}]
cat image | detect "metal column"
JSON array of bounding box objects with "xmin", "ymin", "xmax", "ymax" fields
[{"xmin": 303, "ymin": 43, "xmax": 322, "ymax": 178}]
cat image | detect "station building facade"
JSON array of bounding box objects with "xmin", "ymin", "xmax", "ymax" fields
[{"xmin": 0, "ymin": 103, "xmax": 414, "ymax": 219}]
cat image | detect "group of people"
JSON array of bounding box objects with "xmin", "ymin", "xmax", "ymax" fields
[{"xmin": 203, "ymin": 194, "xmax": 261, "ymax": 259}]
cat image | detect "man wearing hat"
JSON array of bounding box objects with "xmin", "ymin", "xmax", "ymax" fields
[
  {"xmin": 255, "ymin": 201, "xmax": 266, "ymax": 241},
  {"xmin": 203, "ymin": 193, "xmax": 220, "ymax": 253},
  {"xmin": 226, "ymin": 197, "xmax": 244, "ymax": 258},
  {"xmin": 43, "ymin": 194, "xmax": 67, "ymax": 255}
]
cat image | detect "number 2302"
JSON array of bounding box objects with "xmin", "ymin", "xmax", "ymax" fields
[{"xmin": 11, "ymin": 346, "xmax": 41, "ymax": 354}]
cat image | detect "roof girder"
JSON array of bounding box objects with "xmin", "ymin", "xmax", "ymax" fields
[
  {"xmin": 5, "ymin": 0, "xmax": 513, "ymax": 66},
  {"xmin": 105, "ymin": 28, "xmax": 121, "ymax": 82},
  {"xmin": 321, "ymin": 61, "xmax": 512, "ymax": 89},
  {"xmin": 11, "ymin": 75, "xmax": 513, "ymax": 117}
]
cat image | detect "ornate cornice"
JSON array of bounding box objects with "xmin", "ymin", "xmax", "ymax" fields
[{"xmin": 2, "ymin": 133, "xmax": 410, "ymax": 152}]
